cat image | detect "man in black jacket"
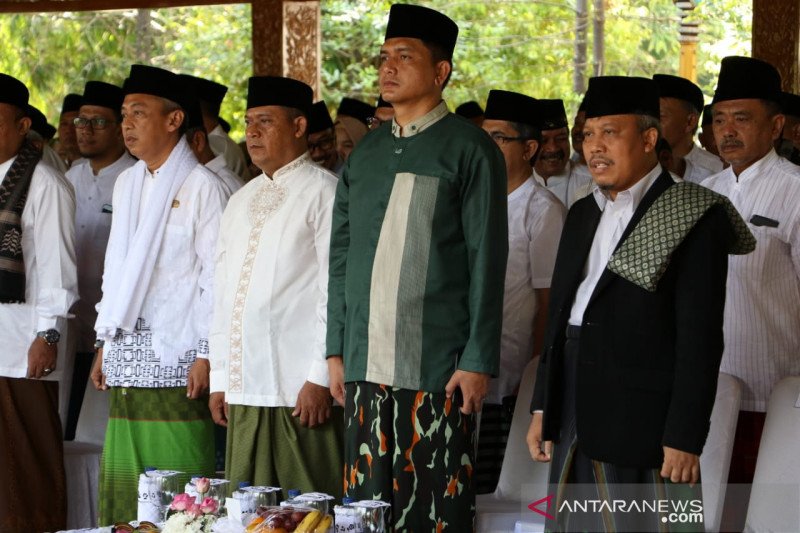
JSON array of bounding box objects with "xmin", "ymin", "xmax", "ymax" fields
[{"xmin": 526, "ymin": 76, "xmax": 754, "ymax": 531}]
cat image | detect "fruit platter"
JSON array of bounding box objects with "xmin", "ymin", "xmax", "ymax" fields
[{"xmin": 244, "ymin": 506, "xmax": 332, "ymax": 533}]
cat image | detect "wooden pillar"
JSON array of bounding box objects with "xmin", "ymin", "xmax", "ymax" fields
[
  {"xmin": 752, "ymin": 0, "xmax": 800, "ymax": 92},
  {"xmin": 251, "ymin": 0, "xmax": 321, "ymax": 98}
]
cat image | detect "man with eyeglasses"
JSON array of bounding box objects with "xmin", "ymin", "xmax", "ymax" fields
[
  {"xmin": 64, "ymin": 81, "xmax": 135, "ymax": 440},
  {"xmin": 307, "ymin": 100, "xmax": 345, "ymax": 175},
  {"xmin": 475, "ymin": 89, "xmax": 565, "ymax": 494},
  {"xmin": 533, "ymin": 99, "xmax": 593, "ymax": 208}
]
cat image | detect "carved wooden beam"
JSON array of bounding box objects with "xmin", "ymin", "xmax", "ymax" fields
[
  {"xmin": 753, "ymin": 0, "xmax": 800, "ymax": 92},
  {"xmin": 0, "ymin": 0, "xmax": 240, "ymax": 12},
  {"xmin": 252, "ymin": 0, "xmax": 320, "ymax": 97}
]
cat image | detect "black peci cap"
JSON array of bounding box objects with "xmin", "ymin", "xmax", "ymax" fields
[
  {"xmin": 584, "ymin": 76, "xmax": 660, "ymax": 119},
  {"xmin": 247, "ymin": 76, "xmax": 313, "ymax": 115},
  {"xmin": 81, "ymin": 81, "xmax": 125, "ymax": 113},
  {"xmin": 384, "ymin": 4, "xmax": 459, "ymax": 59},
  {"xmin": 455, "ymin": 101, "xmax": 483, "ymax": 119},
  {"xmin": 0, "ymin": 73, "xmax": 29, "ymax": 110},
  {"xmin": 537, "ymin": 99, "xmax": 569, "ymax": 130},
  {"xmin": 653, "ymin": 74, "xmax": 705, "ymax": 113},
  {"xmin": 307, "ymin": 101, "xmax": 335, "ymax": 135},
  {"xmin": 122, "ymin": 64, "xmax": 184, "ymax": 106},
  {"xmin": 484, "ymin": 90, "xmax": 540, "ymax": 129},
  {"xmin": 712, "ymin": 56, "xmax": 782, "ymax": 105}
]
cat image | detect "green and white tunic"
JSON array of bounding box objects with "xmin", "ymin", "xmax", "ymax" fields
[{"xmin": 327, "ymin": 101, "xmax": 508, "ymax": 392}]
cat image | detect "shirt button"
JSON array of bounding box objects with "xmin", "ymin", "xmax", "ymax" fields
[{"xmin": 88, "ymin": 196, "xmax": 92, "ymax": 200}]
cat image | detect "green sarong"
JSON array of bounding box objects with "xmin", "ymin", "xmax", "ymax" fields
[
  {"xmin": 225, "ymin": 405, "xmax": 344, "ymax": 501},
  {"xmin": 99, "ymin": 387, "xmax": 215, "ymax": 524}
]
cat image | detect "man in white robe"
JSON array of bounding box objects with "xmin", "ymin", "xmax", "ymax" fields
[
  {"xmin": 533, "ymin": 99, "xmax": 593, "ymax": 208},
  {"xmin": 90, "ymin": 64, "xmax": 227, "ymax": 523},
  {"xmin": 0, "ymin": 72, "xmax": 78, "ymax": 533},
  {"xmin": 64, "ymin": 81, "xmax": 135, "ymax": 440},
  {"xmin": 208, "ymin": 75, "xmax": 342, "ymax": 499}
]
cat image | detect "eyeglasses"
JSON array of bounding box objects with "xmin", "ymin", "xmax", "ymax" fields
[
  {"xmin": 308, "ymin": 136, "xmax": 335, "ymax": 152},
  {"xmin": 73, "ymin": 117, "xmax": 116, "ymax": 130},
  {"xmin": 489, "ymin": 132, "xmax": 527, "ymax": 145}
]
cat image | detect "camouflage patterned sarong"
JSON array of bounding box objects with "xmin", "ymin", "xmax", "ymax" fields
[{"xmin": 343, "ymin": 381, "xmax": 476, "ymax": 532}]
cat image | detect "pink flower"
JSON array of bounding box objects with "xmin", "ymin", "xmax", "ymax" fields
[
  {"xmin": 170, "ymin": 493, "xmax": 194, "ymax": 511},
  {"xmin": 199, "ymin": 497, "xmax": 218, "ymax": 515},
  {"xmin": 186, "ymin": 502, "xmax": 202, "ymax": 518},
  {"xmin": 194, "ymin": 477, "xmax": 210, "ymax": 495}
]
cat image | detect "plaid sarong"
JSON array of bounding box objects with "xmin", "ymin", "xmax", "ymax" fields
[{"xmin": 98, "ymin": 387, "xmax": 215, "ymax": 524}]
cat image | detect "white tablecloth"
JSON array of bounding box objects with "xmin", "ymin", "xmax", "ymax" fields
[{"xmin": 63, "ymin": 441, "xmax": 103, "ymax": 529}]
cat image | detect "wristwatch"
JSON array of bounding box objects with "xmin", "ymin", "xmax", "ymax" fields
[
  {"xmin": 94, "ymin": 339, "xmax": 105, "ymax": 350},
  {"xmin": 36, "ymin": 329, "xmax": 61, "ymax": 345}
]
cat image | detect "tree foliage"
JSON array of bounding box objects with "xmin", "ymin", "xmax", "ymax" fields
[{"xmin": 0, "ymin": 0, "xmax": 751, "ymax": 141}]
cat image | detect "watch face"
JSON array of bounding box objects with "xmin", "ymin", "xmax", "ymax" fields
[{"xmin": 40, "ymin": 329, "xmax": 60, "ymax": 344}]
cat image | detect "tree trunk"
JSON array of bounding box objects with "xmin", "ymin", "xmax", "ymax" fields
[
  {"xmin": 574, "ymin": 0, "xmax": 588, "ymax": 94},
  {"xmin": 592, "ymin": 0, "xmax": 605, "ymax": 77},
  {"xmin": 135, "ymin": 8, "xmax": 152, "ymax": 64}
]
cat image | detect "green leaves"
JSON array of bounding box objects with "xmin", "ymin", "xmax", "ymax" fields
[{"xmin": 0, "ymin": 0, "xmax": 750, "ymax": 141}]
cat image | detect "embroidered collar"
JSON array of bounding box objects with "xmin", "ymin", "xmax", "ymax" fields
[{"xmin": 262, "ymin": 152, "xmax": 311, "ymax": 182}]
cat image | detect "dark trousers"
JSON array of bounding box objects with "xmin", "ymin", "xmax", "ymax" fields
[
  {"xmin": 546, "ymin": 327, "xmax": 703, "ymax": 532},
  {"xmin": 64, "ymin": 350, "xmax": 94, "ymax": 440}
]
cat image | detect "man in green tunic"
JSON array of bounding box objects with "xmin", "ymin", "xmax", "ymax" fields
[{"xmin": 326, "ymin": 4, "xmax": 507, "ymax": 530}]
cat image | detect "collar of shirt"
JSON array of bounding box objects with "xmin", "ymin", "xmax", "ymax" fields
[
  {"xmin": 262, "ymin": 151, "xmax": 312, "ymax": 182},
  {"xmin": 592, "ymin": 163, "xmax": 662, "ymax": 213},
  {"xmin": 206, "ymin": 153, "xmax": 227, "ymax": 174},
  {"xmin": 0, "ymin": 156, "xmax": 15, "ymax": 176},
  {"xmin": 391, "ymin": 101, "xmax": 449, "ymax": 138},
  {"xmin": 533, "ymin": 165, "xmax": 571, "ymax": 187},
  {"xmin": 85, "ymin": 152, "xmax": 134, "ymax": 179},
  {"xmin": 209, "ymin": 124, "xmax": 226, "ymax": 137},
  {"xmin": 731, "ymin": 148, "xmax": 779, "ymax": 184},
  {"xmin": 509, "ymin": 175, "xmax": 535, "ymax": 202}
]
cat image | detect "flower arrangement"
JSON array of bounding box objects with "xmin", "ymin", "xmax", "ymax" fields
[{"xmin": 162, "ymin": 477, "xmax": 219, "ymax": 533}]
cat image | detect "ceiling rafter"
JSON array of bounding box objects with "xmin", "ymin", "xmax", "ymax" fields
[{"xmin": 0, "ymin": 0, "xmax": 243, "ymax": 13}]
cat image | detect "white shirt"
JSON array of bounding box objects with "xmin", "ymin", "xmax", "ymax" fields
[
  {"xmin": 569, "ymin": 164, "xmax": 664, "ymax": 326},
  {"xmin": 99, "ymin": 153, "xmax": 227, "ymax": 388},
  {"xmin": 702, "ymin": 149, "xmax": 800, "ymax": 411},
  {"xmin": 41, "ymin": 144, "xmax": 68, "ymax": 174},
  {"xmin": 0, "ymin": 159, "xmax": 78, "ymax": 380},
  {"xmin": 209, "ymin": 153, "xmax": 337, "ymax": 407},
  {"xmin": 66, "ymin": 153, "xmax": 136, "ymax": 351},
  {"xmin": 487, "ymin": 178, "xmax": 565, "ymax": 404},
  {"xmin": 534, "ymin": 160, "xmax": 593, "ymax": 208},
  {"xmin": 684, "ymin": 144, "xmax": 723, "ymax": 184},
  {"xmin": 208, "ymin": 124, "xmax": 251, "ymax": 181},
  {"xmin": 206, "ymin": 153, "xmax": 244, "ymax": 197}
]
